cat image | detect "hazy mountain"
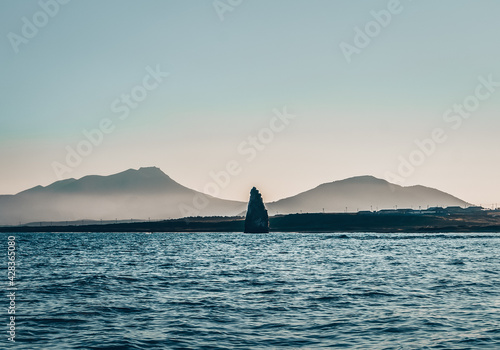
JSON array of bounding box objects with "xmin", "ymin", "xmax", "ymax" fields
[
  {"xmin": 266, "ymin": 176, "xmax": 469, "ymax": 215},
  {"xmin": 0, "ymin": 171, "xmax": 471, "ymax": 226},
  {"xmin": 0, "ymin": 167, "xmax": 245, "ymax": 225}
]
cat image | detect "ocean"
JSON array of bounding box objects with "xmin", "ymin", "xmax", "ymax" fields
[{"xmin": 3, "ymin": 232, "xmax": 500, "ymax": 349}]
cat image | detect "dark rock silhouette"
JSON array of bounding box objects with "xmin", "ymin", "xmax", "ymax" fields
[{"xmin": 244, "ymin": 187, "xmax": 269, "ymax": 233}]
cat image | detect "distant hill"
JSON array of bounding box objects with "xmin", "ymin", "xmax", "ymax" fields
[
  {"xmin": 0, "ymin": 171, "xmax": 471, "ymax": 226},
  {"xmin": 266, "ymin": 176, "xmax": 469, "ymax": 215},
  {"xmin": 0, "ymin": 167, "xmax": 245, "ymax": 225}
]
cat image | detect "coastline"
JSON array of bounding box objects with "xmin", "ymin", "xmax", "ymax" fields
[{"xmin": 1, "ymin": 212, "xmax": 500, "ymax": 233}]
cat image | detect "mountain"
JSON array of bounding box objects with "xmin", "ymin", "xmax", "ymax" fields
[
  {"xmin": 0, "ymin": 167, "xmax": 246, "ymax": 225},
  {"xmin": 266, "ymin": 176, "xmax": 469, "ymax": 215},
  {"xmin": 0, "ymin": 171, "xmax": 471, "ymax": 226}
]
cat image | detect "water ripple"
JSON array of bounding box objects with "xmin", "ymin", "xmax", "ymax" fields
[{"xmin": 3, "ymin": 231, "xmax": 500, "ymax": 349}]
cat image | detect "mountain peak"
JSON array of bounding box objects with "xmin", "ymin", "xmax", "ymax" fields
[
  {"xmin": 19, "ymin": 167, "xmax": 181, "ymax": 196},
  {"xmin": 314, "ymin": 175, "xmax": 392, "ymax": 190},
  {"xmin": 137, "ymin": 166, "xmax": 162, "ymax": 173},
  {"xmin": 338, "ymin": 175, "xmax": 390, "ymax": 184},
  {"xmin": 131, "ymin": 166, "xmax": 170, "ymax": 178}
]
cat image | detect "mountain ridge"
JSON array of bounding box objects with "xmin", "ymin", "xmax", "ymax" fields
[
  {"xmin": 0, "ymin": 168, "xmax": 471, "ymax": 225},
  {"xmin": 0, "ymin": 167, "xmax": 246, "ymax": 225},
  {"xmin": 267, "ymin": 175, "xmax": 468, "ymax": 214}
]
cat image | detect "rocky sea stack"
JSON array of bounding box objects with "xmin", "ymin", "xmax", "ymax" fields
[{"xmin": 244, "ymin": 187, "xmax": 269, "ymax": 233}]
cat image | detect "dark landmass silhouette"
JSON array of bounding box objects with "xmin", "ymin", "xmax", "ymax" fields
[
  {"xmin": 267, "ymin": 176, "xmax": 468, "ymax": 215},
  {"xmin": 244, "ymin": 187, "xmax": 269, "ymax": 233},
  {"xmin": 0, "ymin": 168, "xmax": 473, "ymax": 226},
  {"xmin": 1, "ymin": 210, "xmax": 500, "ymax": 233}
]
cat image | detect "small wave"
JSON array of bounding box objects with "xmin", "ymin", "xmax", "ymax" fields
[
  {"xmin": 307, "ymin": 321, "xmax": 344, "ymax": 330},
  {"xmin": 349, "ymin": 291, "xmax": 396, "ymax": 298},
  {"xmin": 322, "ymin": 234, "xmax": 350, "ymax": 239},
  {"xmin": 312, "ymin": 295, "xmax": 342, "ymax": 302},
  {"xmin": 255, "ymin": 289, "xmax": 279, "ymax": 295},
  {"xmin": 382, "ymin": 326, "xmax": 419, "ymax": 333},
  {"xmin": 448, "ymin": 259, "xmax": 466, "ymax": 266},
  {"xmin": 36, "ymin": 317, "xmax": 88, "ymax": 324}
]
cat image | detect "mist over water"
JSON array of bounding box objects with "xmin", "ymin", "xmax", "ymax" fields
[{"xmin": 8, "ymin": 232, "xmax": 500, "ymax": 349}]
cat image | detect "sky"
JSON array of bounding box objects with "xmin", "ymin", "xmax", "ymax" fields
[{"xmin": 1, "ymin": 0, "xmax": 499, "ymax": 206}]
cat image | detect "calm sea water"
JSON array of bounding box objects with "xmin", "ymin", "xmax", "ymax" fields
[{"xmin": 3, "ymin": 232, "xmax": 500, "ymax": 349}]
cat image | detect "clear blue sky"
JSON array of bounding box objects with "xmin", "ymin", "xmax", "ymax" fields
[{"xmin": 1, "ymin": 0, "xmax": 499, "ymax": 205}]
